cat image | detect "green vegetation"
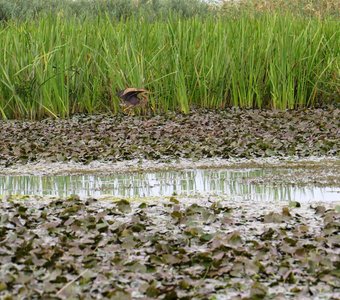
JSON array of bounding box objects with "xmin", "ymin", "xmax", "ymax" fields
[
  {"xmin": 221, "ymin": 0, "xmax": 340, "ymax": 19},
  {"xmin": 0, "ymin": 0, "xmax": 339, "ymax": 119},
  {"xmin": 0, "ymin": 0, "xmax": 215, "ymax": 21}
]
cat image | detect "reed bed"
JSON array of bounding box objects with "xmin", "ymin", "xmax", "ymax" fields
[{"xmin": 0, "ymin": 14, "xmax": 339, "ymax": 119}]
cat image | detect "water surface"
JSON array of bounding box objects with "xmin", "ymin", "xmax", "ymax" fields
[{"xmin": 0, "ymin": 168, "xmax": 339, "ymax": 202}]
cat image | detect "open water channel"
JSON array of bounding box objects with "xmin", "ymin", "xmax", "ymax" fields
[{"xmin": 1, "ymin": 167, "xmax": 339, "ymax": 202}]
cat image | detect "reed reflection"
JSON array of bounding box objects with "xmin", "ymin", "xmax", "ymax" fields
[{"xmin": 0, "ymin": 168, "xmax": 339, "ymax": 202}]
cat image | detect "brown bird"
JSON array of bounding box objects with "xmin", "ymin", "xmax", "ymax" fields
[{"xmin": 116, "ymin": 88, "xmax": 149, "ymax": 113}]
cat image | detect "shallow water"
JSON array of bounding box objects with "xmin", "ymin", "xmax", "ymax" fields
[{"xmin": 0, "ymin": 168, "xmax": 339, "ymax": 202}]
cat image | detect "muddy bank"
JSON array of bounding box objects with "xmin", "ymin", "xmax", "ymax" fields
[{"xmin": 0, "ymin": 108, "xmax": 339, "ymax": 166}]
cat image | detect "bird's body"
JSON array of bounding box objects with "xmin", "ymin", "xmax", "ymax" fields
[{"xmin": 116, "ymin": 88, "xmax": 149, "ymax": 113}]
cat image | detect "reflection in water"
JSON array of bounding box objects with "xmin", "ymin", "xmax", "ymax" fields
[{"xmin": 0, "ymin": 168, "xmax": 339, "ymax": 202}]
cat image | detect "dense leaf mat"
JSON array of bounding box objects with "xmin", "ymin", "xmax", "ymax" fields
[
  {"xmin": 0, "ymin": 108, "xmax": 339, "ymax": 166},
  {"xmin": 0, "ymin": 196, "xmax": 339, "ymax": 299}
]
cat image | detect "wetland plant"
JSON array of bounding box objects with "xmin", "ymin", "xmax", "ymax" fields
[{"xmin": 0, "ymin": 3, "xmax": 339, "ymax": 119}]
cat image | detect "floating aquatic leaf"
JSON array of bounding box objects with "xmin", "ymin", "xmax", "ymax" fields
[
  {"xmin": 0, "ymin": 196, "xmax": 338, "ymax": 298},
  {"xmin": 1, "ymin": 109, "xmax": 339, "ymax": 165},
  {"xmin": 289, "ymin": 201, "xmax": 301, "ymax": 208},
  {"xmin": 250, "ymin": 281, "xmax": 268, "ymax": 299},
  {"xmin": 263, "ymin": 212, "xmax": 284, "ymax": 223},
  {"xmin": 115, "ymin": 199, "xmax": 131, "ymax": 213}
]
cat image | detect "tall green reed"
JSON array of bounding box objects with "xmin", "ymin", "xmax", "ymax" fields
[{"xmin": 0, "ymin": 13, "xmax": 338, "ymax": 119}]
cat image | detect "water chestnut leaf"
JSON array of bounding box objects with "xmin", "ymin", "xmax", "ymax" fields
[
  {"xmin": 146, "ymin": 284, "xmax": 160, "ymax": 297},
  {"xmin": 0, "ymin": 195, "xmax": 338, "ymax": 298},
  {"xmin": 170, "ymin": 197, "xmax": 180, "ymax": 204},
  {"xmin": 250, "ymin": 282, "xmax": 268, "ymax": 299},
  {"xmin": 289, "ymin": 201, "xmax": 301, "ymax": 208},
  {"xmin": 263, "ymin": 212, "xmax": 284, "ymax": 223},
  {"xmin": 115, "ymin": 199, "xmax": 131, "ymax": 213},
  {"xmin": 2, "ymin": 109, "xmax": 338, "ymax": 165}
]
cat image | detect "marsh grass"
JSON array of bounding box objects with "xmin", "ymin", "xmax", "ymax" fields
[{"xmin": 0, "ymin": 13, "xmax": 339, "ymax": 119}]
